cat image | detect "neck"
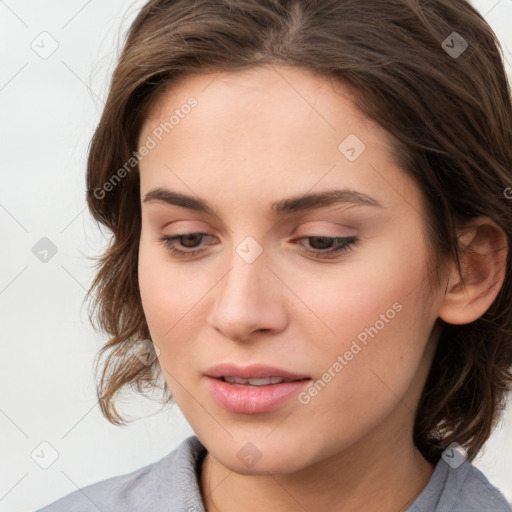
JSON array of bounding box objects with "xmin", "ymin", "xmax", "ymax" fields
[{"xmin": 200, "ymin": 422, "xmax": 435, "ymax": 512}]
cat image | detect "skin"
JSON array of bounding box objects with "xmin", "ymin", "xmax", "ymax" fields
[{"xmin": 136, "ymin": 65, "xmax": 507, "ymax": 511}]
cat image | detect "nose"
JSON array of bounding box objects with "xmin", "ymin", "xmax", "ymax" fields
[{"xmin": 206, "ymin": 247, "xmax": 288, "ymax": 342}]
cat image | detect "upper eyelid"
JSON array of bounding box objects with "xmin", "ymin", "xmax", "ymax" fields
[
  {"xmin": 149, "ymin": 208, "xmax": 367, "ymax": 238},
  {"xmin": 160, "ymin": 218, "xmax": 357, "ymax": 234}
]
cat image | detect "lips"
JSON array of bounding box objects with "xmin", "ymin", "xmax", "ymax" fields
[{"xmin": 204, "ymin": 363, "xmax": 312, "ymax": 414}]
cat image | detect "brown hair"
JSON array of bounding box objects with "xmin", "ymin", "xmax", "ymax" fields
[{"xmin": 86, "ymin": 0, "xmax": 512, "ymax": 462}]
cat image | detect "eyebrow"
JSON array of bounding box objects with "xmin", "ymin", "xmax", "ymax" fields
[{"xmin": 143, "ymin": 187, "xmax": 383, "ymax": 216}]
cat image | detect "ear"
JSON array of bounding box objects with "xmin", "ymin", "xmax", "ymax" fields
[{"xmin": 438, "ymin": 217, "xmax": 508, "ymax": 325}]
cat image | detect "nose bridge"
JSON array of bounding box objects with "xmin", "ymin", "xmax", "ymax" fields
[
  {"xmin": 218, "ymin": 242, "xmax": 267, "ymax": 312},
  {"xmin": 207, "ymin": 236, "xmax": 285, "ymax": 339},
  {"xmin": 229, "ymin": 260, "xmax": 258, "ymax": 301},
  {"xmin": 222, "ymin": 232, "xmax": 269, "ymax": 295}
]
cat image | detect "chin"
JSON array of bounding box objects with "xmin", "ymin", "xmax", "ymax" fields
[
  {"xmin": 205, "ymin": 434, "xmax": 316, "ymax": 476},
  {"xmin": 223, "ymin": 452, "xmax": 306, "ymax": 476}
]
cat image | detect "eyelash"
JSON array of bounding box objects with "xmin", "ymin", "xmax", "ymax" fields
[{"xmin": 159, "ymin": 233, "xmax": 357, "ymax": 260}]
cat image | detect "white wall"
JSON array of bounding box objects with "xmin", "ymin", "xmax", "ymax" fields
[{"xmin": 1, "ymin": 1, "xmax": 511, "ymax": 510}]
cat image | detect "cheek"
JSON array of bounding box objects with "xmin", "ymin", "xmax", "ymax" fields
[
  {"xmin": 138, "ymin": 228, "xmax": 226, "ymax": 382},
  {"xmin": 290, "ymin": 232, "xmax": 432, "ymax": 402},
  {"xmin": 138, "ymin": 232, "xmax": 201, "ymax": 342},
  {"xmin": 293, "ymin": 231, "xmax": 428, "ymax": 340}
]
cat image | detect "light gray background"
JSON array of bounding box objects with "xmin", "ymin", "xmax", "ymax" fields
[{"xmin": 1, "ymin": 1, "xmax": 511, "ymax": 511}]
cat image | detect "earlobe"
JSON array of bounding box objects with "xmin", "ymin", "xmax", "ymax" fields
[{"xmin": 438, "ymin": 217, "xmax": 508, "ymax": 326}]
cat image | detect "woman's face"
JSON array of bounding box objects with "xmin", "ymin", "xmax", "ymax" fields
[{"xmin": 137, "ymin": 65, "xmax": 445, "ymax": 474}]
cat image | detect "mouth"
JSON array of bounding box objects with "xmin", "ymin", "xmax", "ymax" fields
[
  {"xmin": 205, "ymin": 363, "xmax": 310, "ymax": 382},
  {"xmin": 204, "ymin": 363, "xmax": 312, "ymax": 414},
  {"xmin": 216, "ymin": 375, "xmax": 309, "ymax": 387}
]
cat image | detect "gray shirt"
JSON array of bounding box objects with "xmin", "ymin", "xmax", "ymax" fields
[{"xmin": 35, "ymin": 435, "xmax": 511, "ymax": 512}]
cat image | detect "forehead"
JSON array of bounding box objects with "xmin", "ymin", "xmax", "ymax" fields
[
  {"xmin": 144, "ymin": 64, "xmax": 386, "ymax": 144},
  {"xmin": 148, "ymin": 65, "xmax": 337, "ymax": 113},
  {"xmin": 137, "ymin": 65, "xmax": 421, "ymax": 216}
]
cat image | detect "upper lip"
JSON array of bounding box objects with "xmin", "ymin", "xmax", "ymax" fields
[{"xmin": 205, "ymin": 363, "xmax": 311, "ymax": 381}]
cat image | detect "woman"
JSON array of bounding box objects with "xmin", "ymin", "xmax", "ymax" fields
[{"xmin": 37, "ymin": 0, "xmax": 512, "ymax": 510}]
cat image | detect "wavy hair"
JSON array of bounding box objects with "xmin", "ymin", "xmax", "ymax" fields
[{"xmin": 85, "ymin": 0, "xmax": 512, "ymax": 462}]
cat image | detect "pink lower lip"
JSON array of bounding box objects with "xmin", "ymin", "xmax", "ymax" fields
[{"xmin": 205, "ymin": 376, "xmax": 311, "ymax": 414}]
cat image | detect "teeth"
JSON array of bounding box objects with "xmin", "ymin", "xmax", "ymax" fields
[{"xmin": 224, "ymin": 376, "xmax": 286, "ymax": 386}]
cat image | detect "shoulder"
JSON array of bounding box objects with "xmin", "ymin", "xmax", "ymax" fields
[
  {"xmin": 34, "ymin": 436, "xmax": 207, "ymax": 512},
  {"xmin": 409, "ymin": 456, "xmax": 511, "ymax": 512},
  {"xmin": 454, "ymin": 463, "xmax": 511, "ymax": 512}
]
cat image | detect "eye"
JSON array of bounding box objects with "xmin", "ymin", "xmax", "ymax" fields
[
  {"xmin": 295, "ymin": 235, "xmax": 357, "ymax": 260},
  {"xmin": 159, "ymin": 233, "xmax": 357, "ymax": 260},
  {"xmin": 159, "ymin": 233, "xmax": 215, "ymax": 257}
]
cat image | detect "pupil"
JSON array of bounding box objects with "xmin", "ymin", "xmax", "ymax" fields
[
  {"xmin": 182, "ymin": 234, "xmax": 202, "ymax": 248},
  {"xmin": 310, "ymin": 236, "xmax": 333, "ymax": 249}
]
